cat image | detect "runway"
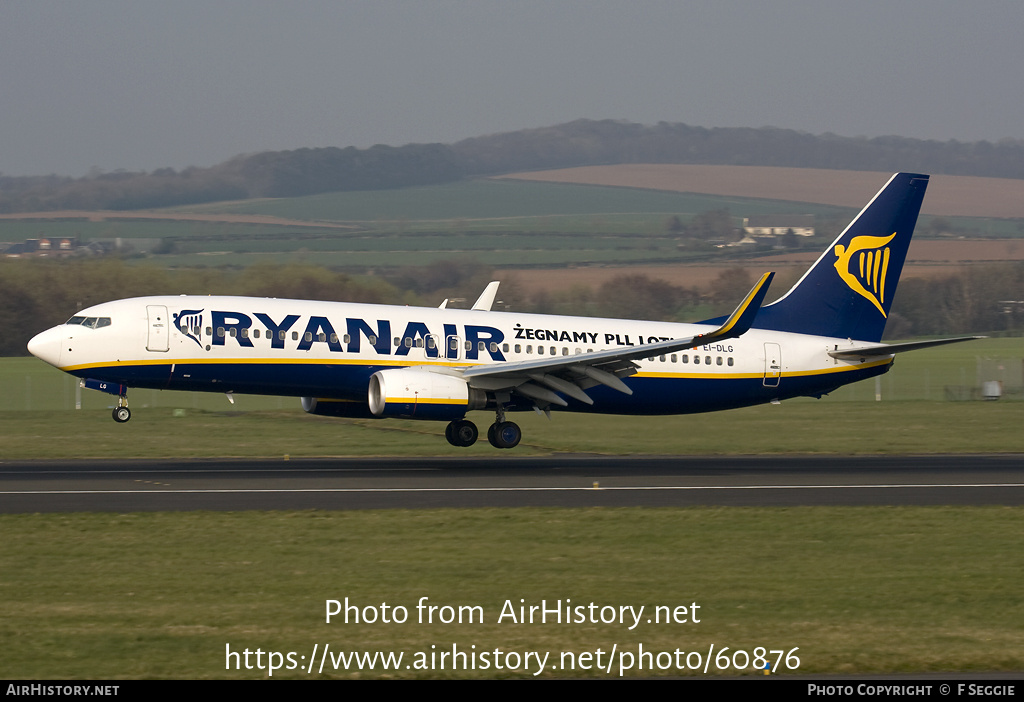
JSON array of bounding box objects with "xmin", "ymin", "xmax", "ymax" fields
[{"xmin": 1, "ymin": 454, "xmax": 1022, "ymax": 512}]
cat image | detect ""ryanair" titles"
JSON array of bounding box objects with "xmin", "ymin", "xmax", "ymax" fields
[{"xmin": 172, "ymin": 309, "xmax": 688, "ymax": 362}]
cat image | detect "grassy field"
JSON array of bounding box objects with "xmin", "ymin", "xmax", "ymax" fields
[
  {"xmin": 3, "ymin": 176, "xmax": 1020, "ymax": 270},
  {"xmin": 2, "ymin": 171, "xmax": 1022, "ymax": 679},
  {"xmin": 2, "ymin": 337, "xmax": 1022, "ymax": 679},
  {"xmin": 1, "ymin": 507, "xmax": 1021, "ymax": 678},
  {"xmin": 175, "ymin": 179, "xmax": 852, "ymax": 226},
  {"xmin": 0, "ymin": 180, "xmax": 850, "ymax": 268},
  {"xmin": 3, "ymin": 400, "xmax": 1023, "ymax": 459},
  {"xmin": 1, "ymin": 337, "xmax": 1021, "ymax": 458},
  {"xmin": 502, "ymin": 164, "xmax": 1024, "ymax": 221}
]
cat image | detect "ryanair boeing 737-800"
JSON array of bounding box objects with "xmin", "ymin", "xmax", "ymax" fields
[{"xmin": 27, "ymin": 173, "xmax": 977, "ymax": 449}]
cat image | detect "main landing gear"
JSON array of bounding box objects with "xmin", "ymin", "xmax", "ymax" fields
[
  {"xmin": 111, "ymin": 395, "xmax": 131, "ymax": 423},
  {"xmin": 445, "ymin": 408, "xmax": 522, "ymax": 450},
  {"xmin": 445, "ymin": 419, "xmax": 478, "ymax": 447}
]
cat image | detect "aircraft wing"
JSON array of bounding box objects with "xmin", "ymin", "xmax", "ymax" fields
[
  {"xmin": 459, "ymin": 272, "xmax": 774, "ymax": 407},
  {"xmin": 827, "ymin": 335, "xmax": 985, "ymax": 360}
]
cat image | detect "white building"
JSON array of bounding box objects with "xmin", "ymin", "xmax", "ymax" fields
[{"xmin": 742, "ymin": 215, "xmax": 815, "ymax": 238}]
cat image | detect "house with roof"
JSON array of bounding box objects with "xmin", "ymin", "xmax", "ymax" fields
[{"xmin": 742, "ymin": 215, "xmax": 815, "ymax": 238}]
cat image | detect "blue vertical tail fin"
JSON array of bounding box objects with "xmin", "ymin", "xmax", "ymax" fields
[{"xmin": 752, "ymin": 172, "xmax": 929, "ymax": 342}]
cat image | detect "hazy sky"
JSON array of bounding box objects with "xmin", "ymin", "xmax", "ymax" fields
[{"xmin": 3, "ymin": 1, "xmax": 1022, "ymax": 176}]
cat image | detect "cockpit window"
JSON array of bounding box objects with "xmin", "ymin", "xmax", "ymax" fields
[{"xmin": 65, "ymin": 316, "xmax": 111, "ymax": 329}]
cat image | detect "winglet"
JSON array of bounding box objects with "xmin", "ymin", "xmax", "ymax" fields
[
  {"xmin": 471, "ymin": 281, "xmax": 501, "ymax": 311},
  {"xmin": 700, "ymin": 271, "xmax": 774, "ymax": 342}
]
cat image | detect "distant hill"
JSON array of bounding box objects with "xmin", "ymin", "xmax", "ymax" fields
[{"xmin": 4, "ymin": 119, "xmax": 1024, "ymax": 213}]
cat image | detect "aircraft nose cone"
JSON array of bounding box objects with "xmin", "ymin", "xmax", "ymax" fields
[{"xmin": 27, "ymin": 327, "xmax": 63, "ymax": 367}]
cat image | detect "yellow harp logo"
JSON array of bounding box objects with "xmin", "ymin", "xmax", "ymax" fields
[{"xmin": 833, "ymin": 232, "xmax": 896, "ymax": 317}]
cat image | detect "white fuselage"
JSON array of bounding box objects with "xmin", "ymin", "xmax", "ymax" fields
[{"xmin": 28, "ymin": 295, "xmax": 892, "ymax": 416}]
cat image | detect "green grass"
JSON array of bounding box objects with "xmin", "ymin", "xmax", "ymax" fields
[
  {"xmin": 176, "ymin": 179, "xmax": 853, "ymax": 224},
  {"xmin": 1, "ymin": 507, "xmax": 1021, "ymax": 678},
  {"xmin": 1, "ymin": 400, "xmax": 1021, "ymax": 460},
  {"xmin": 2, "ymin": 337, "xmax": 1022, "ymax": 679},
  {"xmin": 3, "ymin": 184, "xmax": 1022, "ymax": 680},
  {"xmin": 0, "ymin": 218, "xmax": 341, "ymax": 242},
  {"xmin": 145, "ymin": 246, "xmax": 711, "ymax": 269},
  {"xmin": 2, "ymin": 337, "xmax": 1021, "ymax": 458},
  {"xmin": 6, "ymin": 179, "xmax": 1018, "ymax": 270}
]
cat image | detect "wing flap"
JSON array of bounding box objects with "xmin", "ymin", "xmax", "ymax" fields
[{"xmin": 462, "ymin": 272, "xmax": 774, "ymax": 405}]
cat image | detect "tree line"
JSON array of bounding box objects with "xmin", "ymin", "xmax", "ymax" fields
[
  {"xmin": 4, "ymin": 258, "xmax": 1021, "ymax": 357},
  {"xmin": 4, "ymin": 120, "xmax": 1024, "ymax": 212}
]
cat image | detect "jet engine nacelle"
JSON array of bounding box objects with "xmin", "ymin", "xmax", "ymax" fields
[
  {"xmin": 368, "ymin": 368, "xmax": 485, "ymax": 420},
  {"xmin": 300, "ymin": 396, "xmax": 376, "ymax": 419}
]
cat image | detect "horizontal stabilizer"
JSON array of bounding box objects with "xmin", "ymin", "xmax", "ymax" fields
[{"xmin": 828, "ymin": 336, "xmax": 985, "ymax": 360}]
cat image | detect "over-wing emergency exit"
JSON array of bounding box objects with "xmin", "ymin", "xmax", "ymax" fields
[{"xmin": 27, "ymin": 173, "xmax": 978, "ymax": 449}]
